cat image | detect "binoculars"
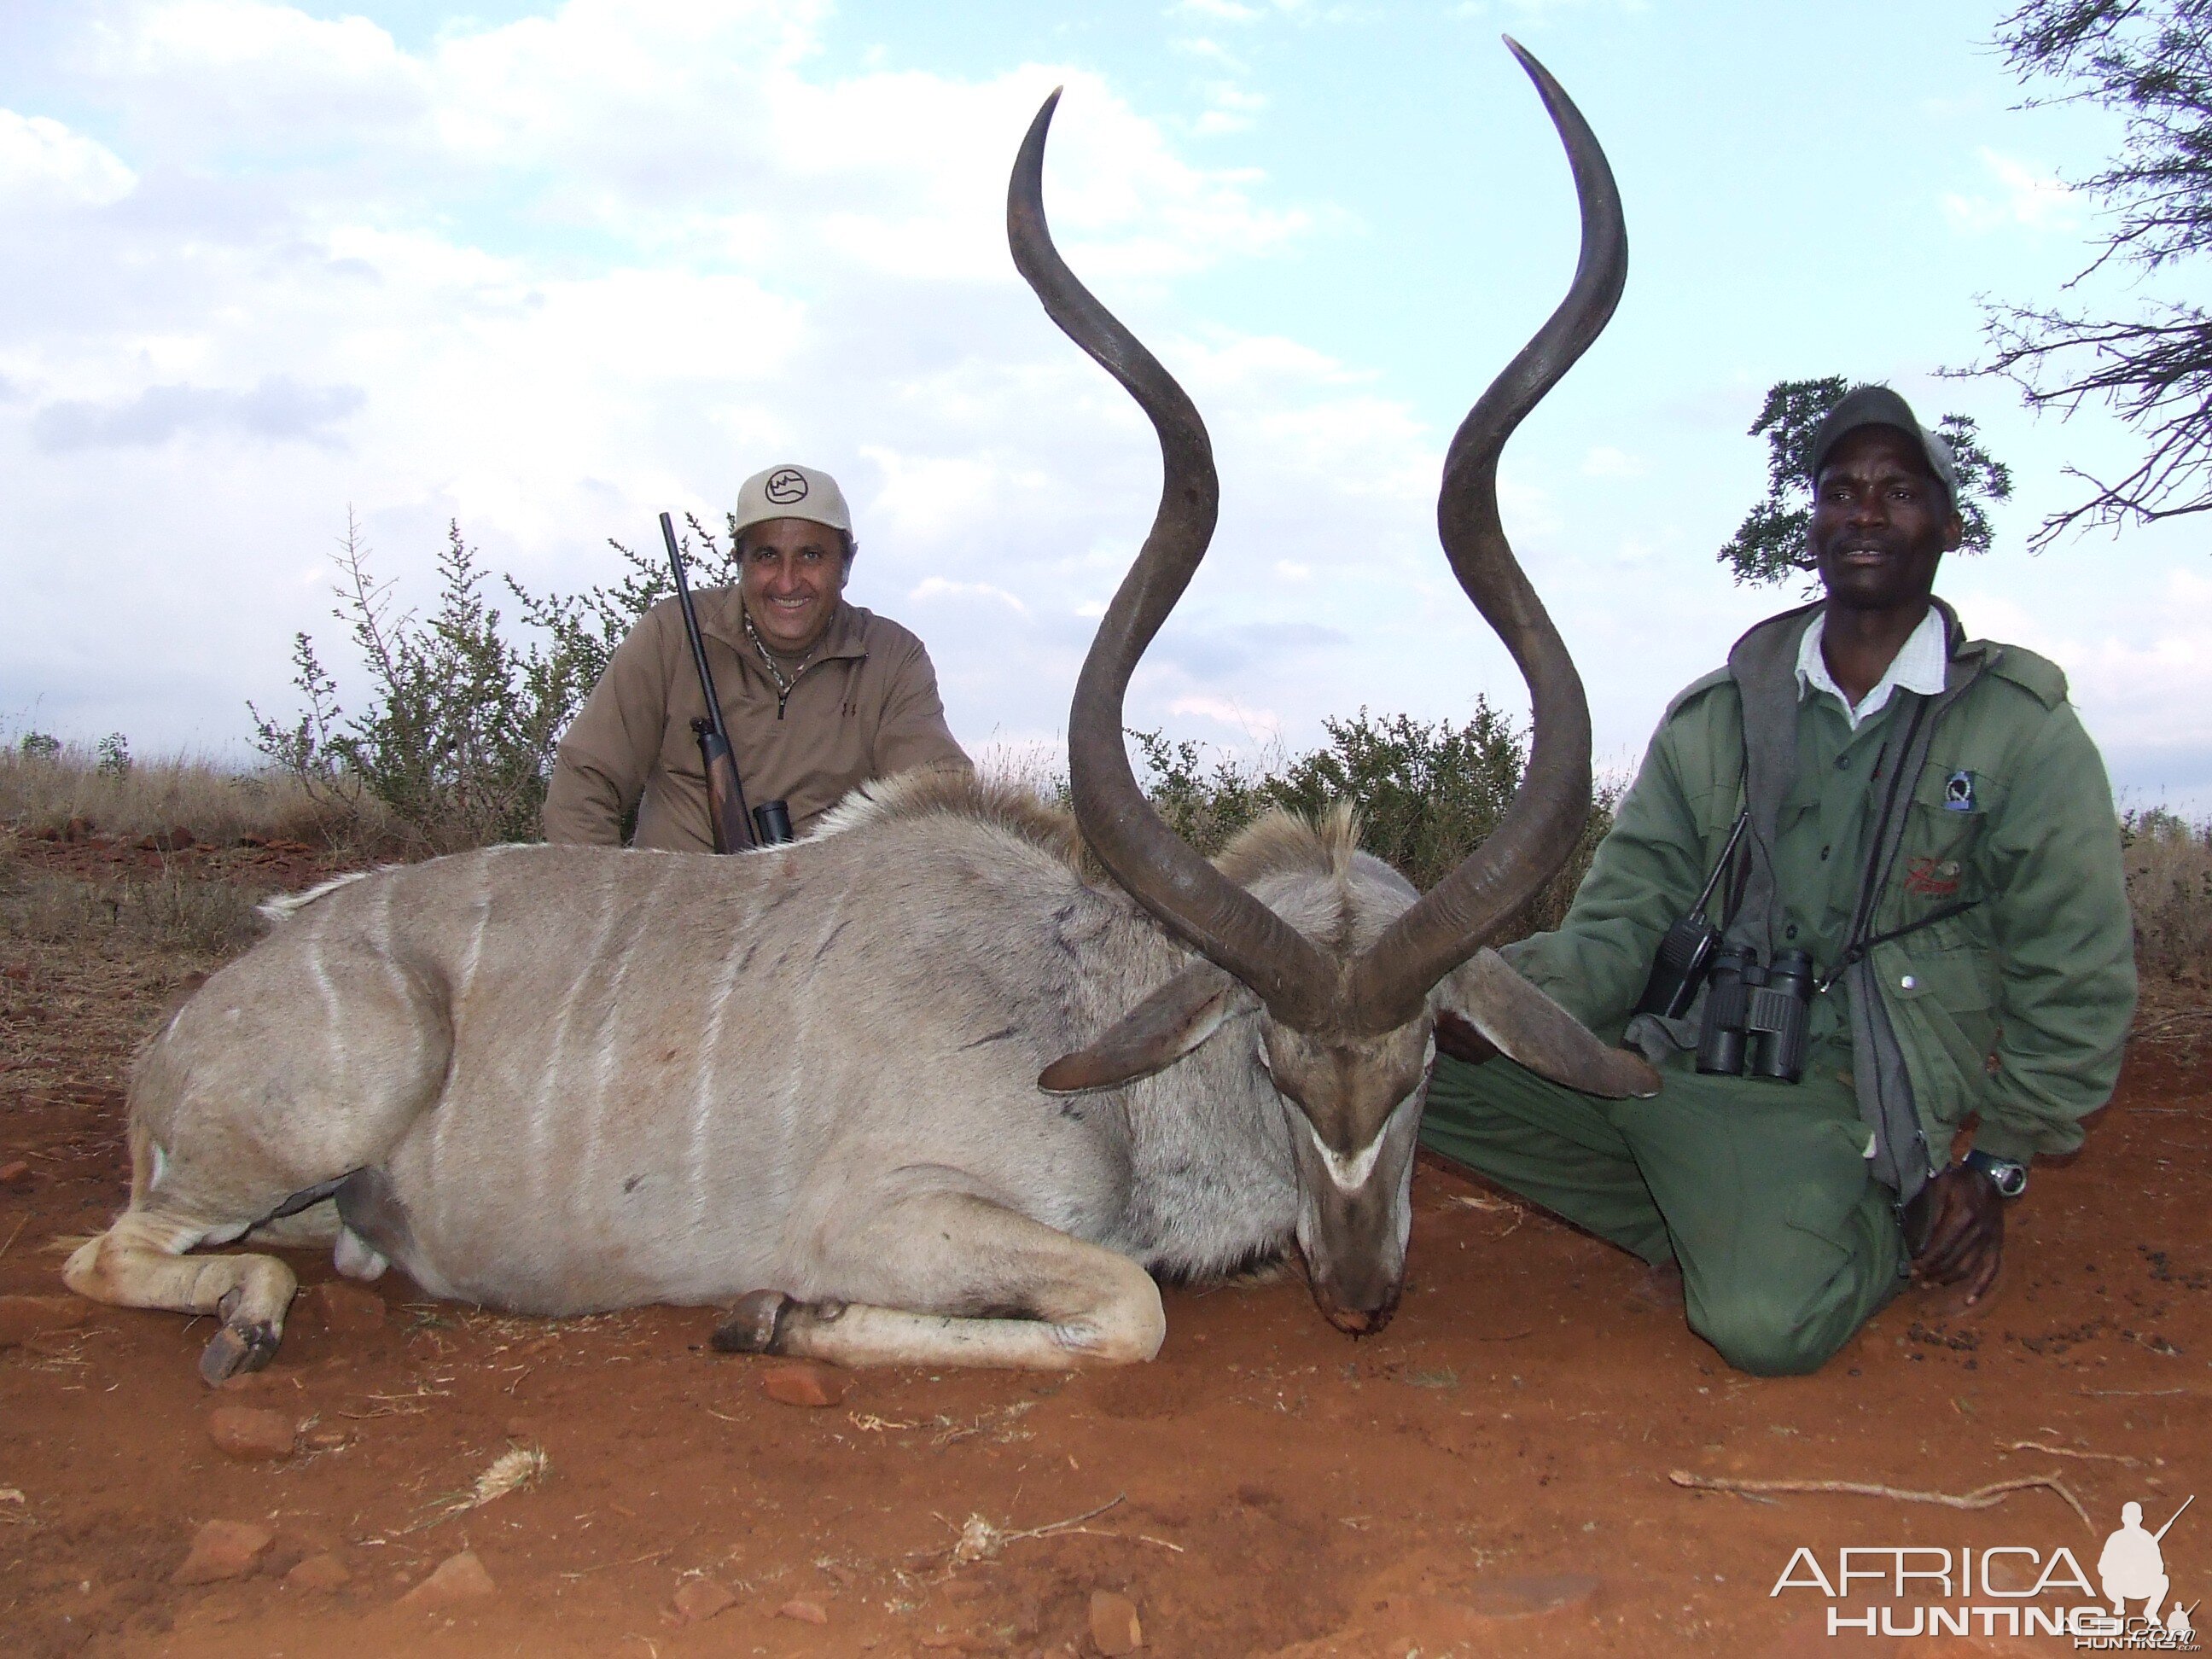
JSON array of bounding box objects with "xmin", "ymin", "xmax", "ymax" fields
[
  {"xmin": 1628, "ymin": 812, "xmax": 1813, "ymax": 1085},
  {"xmin": 1694, "ymin": 945, "xmax": 1814, "ymax": 1083}
]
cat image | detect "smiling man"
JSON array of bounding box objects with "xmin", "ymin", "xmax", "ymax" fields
[
  {"xmin": 1421, "ymin": 386, "xmax": 2135, "ymax": 1376},
  {"xmin": 544, "ymin": 463, "xmax": 970, "ymax": 850}
]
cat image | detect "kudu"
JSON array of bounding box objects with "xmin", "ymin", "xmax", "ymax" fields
[{"xmin": 65, "ymin": 41, "xmax": 1650, "ymax": 1385}]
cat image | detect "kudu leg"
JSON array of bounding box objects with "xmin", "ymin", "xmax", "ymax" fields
[
  {"xmin": 718, "ymin": 1192, "xmax": 1166, "ymax": 1370},
  {"xmin": 64, "ymin": 1208, "xmax": 300, "ymax": 1386}
]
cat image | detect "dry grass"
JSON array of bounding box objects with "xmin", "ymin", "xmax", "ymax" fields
[
  {"xmin": 0, "ymin": 861, "xmax": 265, "ymax": 962},
  {"xmin": 0, "ymin": 743, "xmax": 389, "ymax": 851},
  {"xmin": 2122, "ymin": 809, "xmax": 2212, "ymax": 986},
  {"xmin": 4, "ymin": 745, "xmax": 2206, "ymax": 992}
]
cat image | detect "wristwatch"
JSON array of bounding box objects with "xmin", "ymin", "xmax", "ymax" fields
[{"xmin": 1961, "ymin": 1148, "xmax": 2029, "ymax": 1199}]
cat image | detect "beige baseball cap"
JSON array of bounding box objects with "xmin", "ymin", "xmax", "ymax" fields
[{"xmin": 732, "ymin": 463, "xmax": 853, "ymax": 538}]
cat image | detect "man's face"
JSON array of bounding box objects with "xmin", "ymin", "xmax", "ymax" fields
[
  {"xmin": 739, "ymin": 516, "xmax": 849, "ymax": 654},
  {"xmin": 1807, "ymin": 425, "xmax": 1962, "ymax": 612}
]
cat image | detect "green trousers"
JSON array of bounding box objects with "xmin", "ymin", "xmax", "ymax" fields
[{"xmin": 1419, "ymin": 1050, "xmax": 1909, "ymax": 1377}]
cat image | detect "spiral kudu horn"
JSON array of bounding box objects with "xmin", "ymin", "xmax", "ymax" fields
[
  {"xmin": 1345, "ymin": 39, "xmax": 1627, "ymax": 1031},
  {"xmin": 1009, "ymin": 39, "xmax": 1627, "ymax": 1039},
  {"xmin": 1009, "ymin": 87, "xmax": 1340, "ymax": 1032}
]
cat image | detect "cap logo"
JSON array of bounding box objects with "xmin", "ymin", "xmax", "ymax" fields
[{"xmin": 764, "ymin": 468, "xmax": 809, "ymax": 504}]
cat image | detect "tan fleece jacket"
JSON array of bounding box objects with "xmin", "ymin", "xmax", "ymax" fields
[{"xmin": 542, "ymin": 591, "xmax": 969, "ymax": 851}]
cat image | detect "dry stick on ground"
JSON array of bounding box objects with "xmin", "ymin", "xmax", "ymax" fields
[
  {"xmin": 558, "ymin": 1543, "xmax": 687, "ymax": 1581},
  {"xmin": 2080, "ymin": 1387, "xmax": 2190, "ymax": 1398},
  {"xmin": 917, "ymin": 1493, "xmax": 1185, "ymax": 1569},
  {"xmin": 1667, "ymin": 1470, "xmax": 2095, "ymax": 1534},
  {"xmin": 0, "ymin": 1215, "xmax": 30, "ymax": 1260},
  {"xmin": 2001, "ymin": 1439, "xmax": 2141, "ymax": 1467}
]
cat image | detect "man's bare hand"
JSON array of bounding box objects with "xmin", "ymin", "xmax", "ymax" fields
[{"xmin": 1911, "ymin": 1164, "xmax": 2004, "ymax": 1303}]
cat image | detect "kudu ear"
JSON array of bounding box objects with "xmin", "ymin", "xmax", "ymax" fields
[
  {"xmin": 1039, "ymin": 963, "xmax": 1238, "ymax": 1095},
  {"xmin": 1435, "ymin": 948, "xmax": 1660, "ymax": 1099}
]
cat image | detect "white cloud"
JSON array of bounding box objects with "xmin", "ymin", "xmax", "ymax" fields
[
  {"xmin": 3, "ymin": 0, "xmax": 1443, "ymax": 760},
  {"xmin": 1941, "ymin": 147, "xmax": 2078, "ymax": 234},
  {"xmin": 0, "ymin": 111, "xmax": 137, "ymax": 207},
  {"xmin": 1174, "ymin": 0, "xmax": 1265, "ymax": 20},
  {"xmin": 1169, "ymin": 695, "xmax": 1281, "ymax": 740}
]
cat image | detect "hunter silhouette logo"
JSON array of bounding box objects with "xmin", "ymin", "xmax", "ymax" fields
[
  {"xmin": 1769, "ymin": 1490, "xmax": 2198, "ymax": 1644},
  {"xmin": 2102, "ymin": 1496, "xmax": 2192, "ymax": 1631},
  {"xmin": 764, "ymin": 468, "xmax": 810, "ymax": 504}
]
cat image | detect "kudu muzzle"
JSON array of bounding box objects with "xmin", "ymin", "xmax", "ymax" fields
[{"xmin": 1289, "ymin": 1091, "xmax": 1426, "ymax": 1336}]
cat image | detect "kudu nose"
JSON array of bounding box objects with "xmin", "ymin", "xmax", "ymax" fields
[{"xmin": 1310, "ymin": 1277, "xmax": 1403, "ymax": 1339}]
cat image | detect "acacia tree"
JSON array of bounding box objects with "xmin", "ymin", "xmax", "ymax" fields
[
  {"xmin": 1720, "ymin": 377, "xmax": 2014, "ymax": 586},
  {"xmin": 1970, "ymin": 0, "xmax": 2212, "ymax": 547}
]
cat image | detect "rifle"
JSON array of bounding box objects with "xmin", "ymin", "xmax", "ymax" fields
[
  {"xmin": 659, "ymin": 513, "xmax": 793, "ymax": 851},
  {"xmin": 2156, "ymin": 1495, "xmax": 2194, "ymax": 1542}
]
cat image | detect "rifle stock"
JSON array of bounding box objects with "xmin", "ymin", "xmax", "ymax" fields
[{"xmin": 693, "ymin": 721, "xmax": 754, "ymax": 856}]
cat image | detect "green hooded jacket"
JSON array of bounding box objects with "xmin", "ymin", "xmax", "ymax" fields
[{"xmin": 1505, "ymin": 599, "xmax": 2135, "ymax": 1169}]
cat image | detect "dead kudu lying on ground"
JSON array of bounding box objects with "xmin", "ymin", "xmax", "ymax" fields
[{"xmin": 67, "ymin": 44, "xmax": 1651, "ymax": 1383}]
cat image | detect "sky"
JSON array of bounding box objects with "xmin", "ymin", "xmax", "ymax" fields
[{"xmin": 3, "ymin": 0, "xmax": 2208, "ymax": 816}]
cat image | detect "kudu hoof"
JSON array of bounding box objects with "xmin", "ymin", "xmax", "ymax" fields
[
  {"xmin": 199, "ymin": 1294, "xmax": 282, "ymax": 1387},
  {"xmin": 711, "ymin": 1289, "xmax": 793, "ymax": 1355}
]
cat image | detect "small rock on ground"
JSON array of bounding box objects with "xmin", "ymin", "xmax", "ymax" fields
[
  {"xmin": 777, "ymin": 1597, "xmax": 830, "ymax": 1625},
  {"xmin": 760, "ymin": 1359, "xmax": 852, "ymax": 1408},
  {"xmin": 284, "ymin": 1551, "xmax": 353, "ymax": 1592},
  {"xmin": 671, "ymin": 1579, "xmax": 736, "ymax": 1623},
  {"xmin": 0, "ymin": 1160, "xmax": 31, "ymax": 1187},
  {"xmin": 172, "ymin": 1520, "xmax": 275, "ymax": 1586},
  {"xmin": 399, "ymin": 1549, "xmax": 496, "ymax": 1610},
  {"xmin": 1090, "ymin": 1589, "xmax": 1144, "ymax": 1654},
  {"xmin": 206, "ymin": 1406, "xmax": 296, "ymax": 1461}
]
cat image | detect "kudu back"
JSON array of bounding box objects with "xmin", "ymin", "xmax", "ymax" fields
[{"xmin": 66, "ymin": 42, "xmax": 1655, "ymax": 1384}]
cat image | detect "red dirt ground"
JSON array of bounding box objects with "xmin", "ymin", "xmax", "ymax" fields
[{"xmin": 2, "ymin": 830, "xmax": 2207, "ymax": 1657}]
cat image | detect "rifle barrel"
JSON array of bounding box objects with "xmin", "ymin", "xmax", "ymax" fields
[
  {"xmin": 2155, "ymin": 1493, "xmax": 2194, "ymax": 1542},
  {"xmin": 660, "ymin": 512, "xmax": 754, "ymax": 850}
]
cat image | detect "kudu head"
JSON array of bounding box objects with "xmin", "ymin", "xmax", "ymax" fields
[{"xmin": 1016, "ymin": 40, "xmax": 1657, "ymax": 1338}]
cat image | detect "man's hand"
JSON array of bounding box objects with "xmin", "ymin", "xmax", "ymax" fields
[{"xmin": 1910, "ymin": 1164, "xmax": 2004, "ymax": 1303}]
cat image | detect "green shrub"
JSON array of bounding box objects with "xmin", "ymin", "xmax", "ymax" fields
[
  {"xmin": 250, "ymin": 512, "xmax": 742, "ymax": 854},
  {"xmin": 1131, "ymin": 704, "xmax": 1617, "ymax": 943}
]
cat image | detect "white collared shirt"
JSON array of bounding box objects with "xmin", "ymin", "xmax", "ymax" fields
[{"xmin": 1796, "ymin": 605, "xmax": 1948, "ymax": 731}]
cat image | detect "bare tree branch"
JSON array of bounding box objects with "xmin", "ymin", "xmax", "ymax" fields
[{"xmin": 1962, "ymin": 2, "xmax": 2212, "ymax": 545}]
